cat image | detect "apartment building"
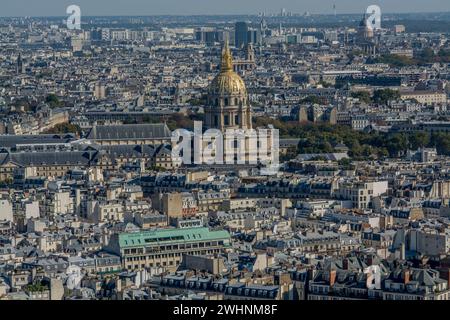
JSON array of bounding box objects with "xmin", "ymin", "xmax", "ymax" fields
[{"xmin": 106, "ymin": 227, "xmax": 231, "ymax": 271}]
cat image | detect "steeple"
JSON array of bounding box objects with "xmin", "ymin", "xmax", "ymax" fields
[
  {"xmin": 359, "ymin": 13, "xmax": 368, "ymax": 27},
  {"xmin": 220, "ymin": 39, "xmax": 233, "ymax": 72}
]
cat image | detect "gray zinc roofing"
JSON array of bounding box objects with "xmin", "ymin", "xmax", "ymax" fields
[{"xmin": 86, "ymin": 123, "xmax": 171, "ymax": 140}]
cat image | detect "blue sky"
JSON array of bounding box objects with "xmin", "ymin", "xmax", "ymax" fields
[{"xmin": 2, "ymin": 0, "xmax": 450, "ymax": 17}]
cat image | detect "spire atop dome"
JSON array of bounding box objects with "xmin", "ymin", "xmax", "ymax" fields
[{"xmin": 221, "ymin": 39, "xmax": 233, "ymax": 72}]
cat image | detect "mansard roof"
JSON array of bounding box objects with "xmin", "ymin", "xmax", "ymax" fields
[{"xmin": 86, "ymin": 123, "xmax": 171, "ymax": 140}]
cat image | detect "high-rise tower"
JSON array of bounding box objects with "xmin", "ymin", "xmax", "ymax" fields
[
  {"xmin": 235, "ymin": 22, "xmax": 249, "ymax": 49},
  {"xmin": 16, "ymin": 53, "xmax": 25, "ymax": 74}
]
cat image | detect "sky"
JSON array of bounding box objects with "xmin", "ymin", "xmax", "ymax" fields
[{"xmin": 1, "ymin": 0, "xmax": 450, "ymax": 17}]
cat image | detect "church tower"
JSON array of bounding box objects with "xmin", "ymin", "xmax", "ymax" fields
[
  {"xmin": 358, "ymin": 13, "xmax": 374, "ymax": 41},
  {"xmin": 245, "ymin": 43, "xmax": 255, "ymax": 63},
  {"xmin": 205, "ymin": 40, "xmax": 252, "ymax": 131}
]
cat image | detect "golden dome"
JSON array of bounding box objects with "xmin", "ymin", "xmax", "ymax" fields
[{"xmin": 208, "ymin": 40, "xmax": 247, "ymax": 96}]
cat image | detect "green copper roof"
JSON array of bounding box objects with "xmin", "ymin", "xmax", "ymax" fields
[{"xmin": 118, "ymin": 227, "xmax": 230, "ymax": 248}]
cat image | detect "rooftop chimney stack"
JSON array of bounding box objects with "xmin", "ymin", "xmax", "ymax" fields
[
  {"xmin": 343, "ymin": 258, "xmax": 349, "ymax": 270},
  {"xmin": 403, "ymin": 269, "xmax": 410, "ymax": 284},
  {"xmin": 330, "ymin": 269, "xmax": 337, "ymax": 286}
]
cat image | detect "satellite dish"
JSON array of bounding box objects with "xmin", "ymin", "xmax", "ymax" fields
[{"xmin": 66, "ymin": 265, "xmax": 82, "ymax": 290}]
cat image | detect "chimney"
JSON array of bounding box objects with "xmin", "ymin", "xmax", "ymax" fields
[
  {"xmin": 343, "ymin": 258, "xmax": 349, "ymax": 270},
  {"xmin": 307, "ymin": 268, "xmax": 316, "ymax": 281},
  {"xmin": 400, "ymin": 243, "xmax": 406, "ymax": 260},
  {"xmin": 402, "ymin": 269, "xmax": 410, "ymax": 284},
  {"xmin": 447, "ymin": 268, "xmax": 450, "ymax": 288},
  {"xmin": 437, "ymin": 268, "xmax": 450, "ymax": 288},
  {"xmin": 330, "ymin": 270, "xmax": 337, "ymax": 286}
]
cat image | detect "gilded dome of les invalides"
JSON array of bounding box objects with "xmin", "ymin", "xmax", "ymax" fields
[{"xmin": 208, "ymin": 40, "xmax": 247, "ymax": 96}]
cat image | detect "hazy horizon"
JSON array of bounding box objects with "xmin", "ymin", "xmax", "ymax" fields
[{"xmin": 1, "ymin": 0, "xmax": 450, "ymax": 17}]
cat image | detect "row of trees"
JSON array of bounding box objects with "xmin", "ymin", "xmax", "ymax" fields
[
  {"xmin": 254, "ymin": 118, "xmax": 450, "ymax": 160},
  {"xmin": 124, "ymin": 112, "xmax": 203, "ymax": 131},
  {"xmin": 372, "ymin": 48, "xmax": 450, "ymax": 67},
  {"xmin": 43, "ymin": 123, "xmax": 82, "ymax": 136},
  {"xmin": 351, "ymin": 89, "xmax": 401, "ymax": 105}
]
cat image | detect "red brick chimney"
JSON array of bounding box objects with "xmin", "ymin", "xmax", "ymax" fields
[
  {"xmin": 330, "ymin": 270, "xmax": 337, "ymax": 286},
  {"xmin": 402, "ymin": 269, "xmax": 410, "ymax": 284}
]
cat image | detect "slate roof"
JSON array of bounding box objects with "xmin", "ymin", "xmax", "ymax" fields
[
  {"xmin": 0, "ymin": 143, "xmax": 173, "ymax": 167},
  {"xmin": 102, "ymin": 145, "xmax": 157, "ymax": 157},
  {"xmin": 0, "ymin": 150, "xmax": 96, "ymax": 166},
  {"xmin": 0, "ymin": 134, "xmax": 76, "ymax": 149},
  {"xmin": 86, "ymin": 124, "xmax": 171, "ymax": 140}
]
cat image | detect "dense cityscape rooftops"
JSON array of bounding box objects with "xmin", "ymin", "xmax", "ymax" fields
[{"xmin": 1, "ymin": 8, "xmax": 450, "ymax": 302}]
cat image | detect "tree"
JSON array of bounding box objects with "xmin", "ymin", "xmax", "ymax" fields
[
  {"xmin": 351, "ymin": 91, "xmax": 372, "ymax": 104},
  {"xmin": 43, "ymin": 123, "xmax": 81, "ymax": 136},
  {"xmin": 338, "ymin": 158, "xmax": 353, "ymax": 169},
  {"xmin": 301, "ymin": 95, "xmax": 326, "ymax": 105},
  {"xmin": 432, "ymin": 133, "xmax": 450, "ymax": 155},
  {"xmin": 373, "ymin": 89, "xmax": 400, "ymax": 105},
  {"xmin": 45, "ymin": 94, "xmax": 63, "ymax": 108},
  {"xmin": 374, "ymin": 54, "xmax": 417, "ymax": 67},
  {"xmin": 318, "ymin": 81, "xmax": 333, "ymax": 88},
  {"xmin": 386, "ymin": 134, "xmax": 408, "ymax": 156},
  {"xmin": 409, "ymin": 132, "xmax": 430, "ymax": 150}
]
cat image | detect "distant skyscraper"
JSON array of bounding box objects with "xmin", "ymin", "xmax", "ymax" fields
[
  {"xmin": 16, "ymin": 53, "xmax": 25, "ymax": 74},
  {"xmin": 260, "ymin": 18, "xmax": 267, "ymax": 40},
  {"xmin": 235, "ymin": 22, "xmax": 248, "ymax": 49},
  {"xmin": 247, "ymin": 29, "xmax": 261, "ymax": 45}
]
